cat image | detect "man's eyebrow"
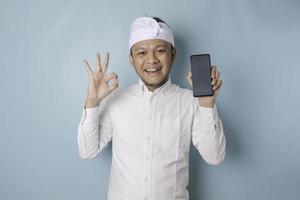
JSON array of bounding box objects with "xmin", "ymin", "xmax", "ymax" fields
[
  {"xmin": 156, "ymin": 44, "xmax": 168, "ymax": 48},
  {"xmin": 134, "ymin": 47, "xmax": 146, "ymax": 51}
]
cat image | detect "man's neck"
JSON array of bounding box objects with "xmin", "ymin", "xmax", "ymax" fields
[{"xmin": 144, "ymin": 78, "xmax": 169, "ymax": 92}]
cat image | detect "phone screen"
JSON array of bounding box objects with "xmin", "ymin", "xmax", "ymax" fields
[{"xmin": 190, "ymin": 54, "xmax": 213, "ymax": 97}]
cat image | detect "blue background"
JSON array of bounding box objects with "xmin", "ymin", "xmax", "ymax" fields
[{"xmin": 1, "ymin": 0, "xmax": 299, "ymax": 199}]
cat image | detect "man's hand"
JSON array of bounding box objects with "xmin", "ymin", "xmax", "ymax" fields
[
  {"xmin": 84, "ymin": 52, "xmax": 118, "ymax": 108},
  {"xmin": 186, "ymin": 65, "xmax": 222, "ymax": 108}
]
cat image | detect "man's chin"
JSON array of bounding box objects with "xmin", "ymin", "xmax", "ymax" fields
[{"xmin": 142, "ymin": 78, "xmax": 167, "ymax": 89}]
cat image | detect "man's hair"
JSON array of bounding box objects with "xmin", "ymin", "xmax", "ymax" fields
[
  {"xmin": 130, "ymin": 16, "xmax": 174, "ymax": 55},
  {"xmin": 152, "ymin": 16, "xmax": 167, "ymax": 24}
]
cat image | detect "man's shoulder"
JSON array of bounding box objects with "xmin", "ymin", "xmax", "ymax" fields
[
  {"xmin": 101, "ymin": 84, "xmax": 138, "ymax": 106},
  {"xmin": 170, "ymin": 83, "xmax": 193, "ymax": 98}
]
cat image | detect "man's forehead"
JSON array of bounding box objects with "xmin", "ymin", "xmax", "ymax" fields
[{"xmin": 132, "ymin": 39, "xmax": 170, "ymax": 50}]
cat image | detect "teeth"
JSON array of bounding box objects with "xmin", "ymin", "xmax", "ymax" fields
[{"xmin": 145, "ymin": 67, "xmax": 161, "ymax": 72}]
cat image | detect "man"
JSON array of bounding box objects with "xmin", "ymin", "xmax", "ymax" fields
[{"xmin": 77, "ymin": 16, "xmax": 226, "ymax": 200}]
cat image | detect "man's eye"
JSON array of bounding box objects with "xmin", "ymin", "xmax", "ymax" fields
[
  {"xmin": 157, "ymin": 49, "xmax": 166, "ymax": 54},
  {"xmin": 137, "ymin": 52, "xmax": 145, "ymax": 55}
]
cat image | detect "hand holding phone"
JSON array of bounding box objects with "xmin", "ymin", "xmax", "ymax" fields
[{"xmin": 190, "ymin": 54, "xmax": 213, "ymax": 97}]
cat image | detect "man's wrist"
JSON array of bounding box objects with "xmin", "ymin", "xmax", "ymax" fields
[
  {"xmin": 198, "ymin": 98, "xmax": 215, "ymax": 108},
  {"xmin": 84, "ymin": 99, "xmax": 99, "ymax": 108}
]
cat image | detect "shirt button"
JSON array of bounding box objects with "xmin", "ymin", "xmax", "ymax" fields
[
  {"xmin": 147, "ymin": 136, "xmax": 151, "ymax": 141},
  {"xmin": 145, "ymin": 177, "xmax": 148, "ymax": 181},
  {"xmin": 146, "ymin": 156, "xmax": 150, "ymax": 160},
  {"xmin": 149, "ymin": 115, "xmax": 152, "ymax": 119}
]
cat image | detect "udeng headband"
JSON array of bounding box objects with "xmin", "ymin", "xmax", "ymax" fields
[{"xmin": 128, "ymin": 17, "xmax": 175, "ymax": 50}]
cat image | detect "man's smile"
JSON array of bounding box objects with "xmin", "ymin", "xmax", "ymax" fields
[{"xmin": 144, "ymin": 67, "xmax": 162, "ymax": 73}]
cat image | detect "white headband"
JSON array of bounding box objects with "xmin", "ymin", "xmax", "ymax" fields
[{"xmin": 128, "ymin": 17, "xmax": 175, "ymax": 50}]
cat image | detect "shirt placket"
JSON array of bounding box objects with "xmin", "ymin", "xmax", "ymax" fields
[{"xmin": 142, "ymin": 93, "xmax": 157, "ymax": 200}]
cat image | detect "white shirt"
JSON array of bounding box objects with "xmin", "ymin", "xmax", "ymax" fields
[{"xmin": 77, "ymin": 78, "xmax": 226, "ymax": 200}]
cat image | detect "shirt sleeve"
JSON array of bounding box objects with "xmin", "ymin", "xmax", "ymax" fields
[
  {"xmin": 77, "ymin": 100, "xmax": 113, "ymax": 159},
  {"xmin": 191, "ymin": 99, "xmax": 226, "ymax": 165}
]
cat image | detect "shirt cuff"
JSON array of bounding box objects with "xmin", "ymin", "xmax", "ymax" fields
[
  {"xmin": 198, "ymin": 103, "xmax": 220, "ymax": 123},
  {"xmin": 83, "ymin": 105, "xmax": 100, "ymax": 122}
]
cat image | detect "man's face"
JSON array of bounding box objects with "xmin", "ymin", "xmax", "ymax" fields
[{"xmin": 129, "ymin": 39, "xmax": 176, "ymax": 91}]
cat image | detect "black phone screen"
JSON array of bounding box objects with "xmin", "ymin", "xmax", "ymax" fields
[{"xmin": 190, "ymin": 54, "xmax": 213, "ymax": 97}]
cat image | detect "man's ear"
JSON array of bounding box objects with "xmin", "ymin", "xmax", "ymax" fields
[
  {"xmin": 171, "ymin": 47, "xmax": 176, "ymax": 63},
  {"xmin": 129, "ymin": 53, "xmax": 134, "ymax": 67}
]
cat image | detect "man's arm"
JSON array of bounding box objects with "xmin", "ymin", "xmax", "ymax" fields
[
  {"xmin": 191, "ymin": 103, "xmax": 226, "ymax": 165},
  {"xmin": 77, "ymin": 103, "xmax": 113, "ymax": 159},
  {"xmin": 77, "ymin": 52, "xmax": 117, "ymax": 159},
  {"xmin": 187, "ymin": 65, "xmax": 226, "ymax": 165}
]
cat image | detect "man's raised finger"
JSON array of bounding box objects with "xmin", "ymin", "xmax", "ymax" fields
[
  {"xmin": 96, "ymin": 53, "xmax": 102, "ymax": 73},
  {"xmin": 83, "ymin": 59, "xmax": 93, "ymax": 77},
  {"xmin": 101, "ymin": 52, "xmax": 110, "ymax": 73}
]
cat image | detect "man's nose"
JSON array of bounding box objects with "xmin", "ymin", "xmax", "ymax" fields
[{"xmin": 146, "ymin": 52, "xmax": 158, "ymax": 64}]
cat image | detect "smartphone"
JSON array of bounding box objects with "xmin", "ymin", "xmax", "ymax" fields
[{"xmin": 190, "ymin": 54, "xmax": 213, "ymax": 97}]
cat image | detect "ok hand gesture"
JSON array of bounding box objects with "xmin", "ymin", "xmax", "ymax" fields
[{"xmin": 84, "ymin": 52, "xmax": 118, "ymax": 108}]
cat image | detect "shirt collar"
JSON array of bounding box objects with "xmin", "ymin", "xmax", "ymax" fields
[{"xmin": 138, "ymin": 77, "xmax": 172, "ymax": 97}]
